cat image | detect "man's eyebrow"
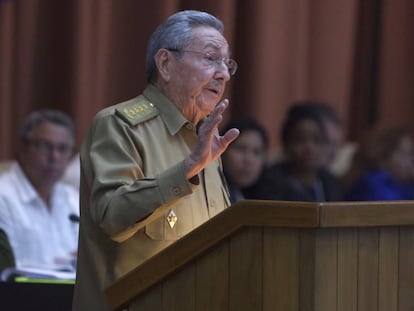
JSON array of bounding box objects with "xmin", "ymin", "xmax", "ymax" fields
[
  {"xmin": 202, "ymin": 43, "xmax": 232, "ymax": 56},
  {"xmin": 202, "ymin": 43, "xmax": 221, "ymax": 50}
]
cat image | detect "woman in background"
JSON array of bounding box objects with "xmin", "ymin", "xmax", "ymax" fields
[
  {"xmin": 256, "ymin": 104, "xmax": 343, "ymax": 201},
  {"xmin": 222, "ymin": 118, "xmax": 268, "ymax": 203},
  {"xmin": 344, "ymin": 124, "xmax": 414, "ymax": 201}
]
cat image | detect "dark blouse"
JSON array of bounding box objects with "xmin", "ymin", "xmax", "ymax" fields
[{"xmin": 253, "ymin": 161, "xmax": 343, "ymax": 202}]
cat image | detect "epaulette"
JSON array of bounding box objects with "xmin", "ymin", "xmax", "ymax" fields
[{"xmin": 115, "ymin": 97, "xmax": 159, "ymax": 126}]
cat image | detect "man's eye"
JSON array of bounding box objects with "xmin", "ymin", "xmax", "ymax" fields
[
  {"xmin": 37, "ymin": 141, "xmax": 51, "ymax": 149},
  {"xmin": 204, "ymin": 54, "xmax": 219, "ymax": 62}
]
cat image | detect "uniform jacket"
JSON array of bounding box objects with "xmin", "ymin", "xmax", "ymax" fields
[{"xmin": 72, "ymin": 84, "xmax": 230, "ymax": 311}]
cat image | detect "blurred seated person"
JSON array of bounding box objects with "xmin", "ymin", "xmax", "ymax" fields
[
  {"xmin": 222, "ymin": 118, "xmax": 268, "ymax": 203},
  {"xmin": 309, "ymin": 102, "xmax": 358, "ymax": 177},
  {"xmin": 344, "ymin": 124, "xmax": 414, "ymax": 201},
  {"xmin": 270, "ymin": 100, "xmax": 349, "ymax": 176},
  {"xmin": 256, "ymin": 104, "xmax": 343, "ymax": 201},
  {"xmin": 0, "ymin": 229, "xmax": 15, "ymax": 274},
  {"xmin": 295, "ymin": 101, "xmax": 345, "ymax": 173},
  {"xmin": 0, "ymin": 109, "xmax": 79, "ymax": 269},
  {"xmin": 62, "ymin": 152, "xmax": 80, "ymax": 189}
]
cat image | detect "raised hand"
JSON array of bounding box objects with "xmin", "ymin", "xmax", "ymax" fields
[{"xmin": 185, "ymin": 99, "xmax": 240, "ymax": 179}]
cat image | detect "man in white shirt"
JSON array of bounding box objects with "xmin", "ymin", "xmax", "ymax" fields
[
  {"xmin": 61, "ymin": 153, "xmax": 80, "ymax": 189},
  {"xmin": 0, "ymin": 109, "xmax": 79, "ymax": 269}
]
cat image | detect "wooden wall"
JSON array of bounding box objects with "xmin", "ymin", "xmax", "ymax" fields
[
  {"xmin": 105, "ymin": 201, "xmax": 414, "ymax": 311},
  {"xmin": 128, "ymin": 225, "xmax": 414, "ymax": 311}
]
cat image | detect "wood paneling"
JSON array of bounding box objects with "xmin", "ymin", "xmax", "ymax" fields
[
  {"xmin": 358, "ymin": 228, "xmax": 379, "ymax": 310},
  {"xmin": 106, "ymin": 201, "xmax": 414, "ymax": 311},
  {"xmin": 229, "ymin": 227, "xmax": 263, "ymax": 311},
  {"xmin": 378, "ymin": 227, "xmax": 399, "ymax": 311},
  {"xmin": 398, "ymin": 227, "xmax": 414, "ymax": 310},
  {"xmin": 195, "ymin": 242, "xmax": 229, "ymax": 311},
  {"xmin": 337, "ymin": 228, "xmax": 358, "ymax": 311},
  {"xmin": 299, "ymin": 229, "xmax": 316, "ymax": 311},
  {"xmin": 320, "ymin": 201, "xmax": 414, "ymax": 227},
  {"xmin": 314, "ymin": 229, "xmax": 338, "ymax": 311},
  {"xmin": 263, "ymin": 228, "xmax": 299, "ymax": 311}
]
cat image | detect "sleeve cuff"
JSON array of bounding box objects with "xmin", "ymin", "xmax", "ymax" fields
[{"xmin": 157, "ymin": 160, "xmax": 195, "ymax": 203}]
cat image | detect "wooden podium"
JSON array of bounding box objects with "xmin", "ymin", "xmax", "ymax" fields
[{"xmin": 105, "ymin": 200, "xmax": 414, "ymax": 311}]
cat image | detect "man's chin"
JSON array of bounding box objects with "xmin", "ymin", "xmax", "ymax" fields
[{"xmin": 44, "ymin": 171, "xmax": 63, "ymax": 182}]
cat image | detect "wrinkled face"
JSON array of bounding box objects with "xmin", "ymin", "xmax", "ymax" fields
[
  {"xmin": 386, "ymin": 135, "xmax": 414, "ymax": 183},
  {"xmin": 285, "ymin": 119, "xmax": 326, "ymax": 172},
  {"xmin": 20, "ymin": 121, "xmax": 74, "ymax": 186},
  {"xmin": 223, "ymin": 130, "xmax": 267, "ymax": 188},
  {"xmin": 167, "ymin": 26, "xmax": 231, "ymax": 124}
]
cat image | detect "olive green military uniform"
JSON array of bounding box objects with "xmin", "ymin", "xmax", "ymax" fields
[{"xmin": 72, "ymin": 84, "xmax": 230, "ymax": 311}]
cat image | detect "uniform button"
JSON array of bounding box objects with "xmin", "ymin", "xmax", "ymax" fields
[
  {"xmin": 185, "ymin": 123, "xmax": 193, "ymax": 130},
  {"xmin": 172, "ymin": 187, "xmax": 181, "ymax": 196},
  {"xmin": 210, "ymin": 200, "xmax": 216, "ymax": 208}
]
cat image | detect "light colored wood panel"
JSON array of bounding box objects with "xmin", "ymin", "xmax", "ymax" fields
[
  {"xmin": 314, "ymin": 229, "xmax": 338, "ymax": 311},
  {"xmin": 162, "ymin": 265, "xmax": 195, "ymax": 311},
  {"xmin": 378, "ymin": 227, "xmax": 399, "ymax": 311},
  {"xmin": 398, "ymin": 227, "xmax": 414, "ymax": 310},
  {"xmin": 129, "ymin": 284, "xmax": 163, "ymax": 311},
  {"xmin": 299, "ymin": 229, "xmax": 316, "ymax": 311},
  {"xmin": 263, "ymin": 228, "xmax": 299, "ymax": 311},
  {"xmin": 229, "ymin": 227, "xmax": 263, "ymax": 311},
  {"xmin": 320, "ymin": 201, "xmax": 414, "ymax": 227},
  {"xmin": 106, "ymin": 201, "xmax": 318, "ymax": 310},
  {"xmin": 357, "ymin": 228, "xmax": 379, "ymax": 310},
  {"xmin": 195, "ymin": 241, "xmax": 229, "ymax": 311},
  {"xmin": 337, "ymin": 228, "xmax": 358, "ymax": 311},
  {"xmin": 106, "ymin": 202, "xmax": 414, "ymax": 310}
]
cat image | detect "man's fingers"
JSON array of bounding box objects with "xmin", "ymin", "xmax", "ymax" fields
[
  {"xmin": 200, "ymin": 99, "xmax": 229, "ymax": 135},
  {"xmin": 221, "ymin": 128, "xmax": 240, "ymax": 147},
  {"xmin": 210, "ymin": 99, "xmax": 228, "ymax": 119}
]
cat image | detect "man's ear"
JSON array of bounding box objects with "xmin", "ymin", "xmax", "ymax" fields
[{"xmin": 154, "ymin": 49, "xmax": 172, "ymax": 82}]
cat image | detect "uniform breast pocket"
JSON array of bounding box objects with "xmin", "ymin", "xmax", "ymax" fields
[{"xmin": 144, "ymin": 200, "xmax": 192, "ymax": 241}]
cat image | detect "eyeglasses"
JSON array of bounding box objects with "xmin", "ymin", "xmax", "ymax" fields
[
  {"xmin": 167, "ymin": 48, "xmax": 238, "ymax": 76},
  {"xmin": 26, "ymin": 139, "xmax": 74, "ymax": 156}
]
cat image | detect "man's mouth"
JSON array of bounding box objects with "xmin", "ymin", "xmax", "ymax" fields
[{"xmin": 206, "ymin": 87, "xmax": 220, "ymax": 95}]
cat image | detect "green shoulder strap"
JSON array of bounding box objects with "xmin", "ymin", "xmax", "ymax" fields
[{"xmin": 115, "ymin": 96, "xmax": 159, "ymax": 126}]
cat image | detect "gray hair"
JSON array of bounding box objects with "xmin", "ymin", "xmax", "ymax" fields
[
  {"xmin": 21, "ymin": 109, "xmax": 75, "ymax": 142},
  {"xmin": 146, "ymin": 10, "xmax": 224, "ymax": 82}
]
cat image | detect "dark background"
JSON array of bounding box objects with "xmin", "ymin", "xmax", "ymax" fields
[{"xmin": 1, "ymin": 0, "xmax": 414, "ymax": 159}]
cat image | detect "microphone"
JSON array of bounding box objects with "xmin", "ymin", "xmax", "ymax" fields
[{"xmin": 69, "ymin": 214, "xmax": 80, "ymax": 223}]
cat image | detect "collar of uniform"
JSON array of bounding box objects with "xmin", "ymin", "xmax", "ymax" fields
[{"xmin": 143, "ymin": 84, "xmax": 191, "ymax": 136}]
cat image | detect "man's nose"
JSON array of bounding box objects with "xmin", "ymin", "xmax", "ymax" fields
[{"xmin": 215, "ymin": 61, "xmax": 231, "ymax": 81}]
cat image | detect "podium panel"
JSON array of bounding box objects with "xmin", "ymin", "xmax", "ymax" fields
[{"xmin": 105, "ymin": 200, "xmax": 414, "ymax": 311}]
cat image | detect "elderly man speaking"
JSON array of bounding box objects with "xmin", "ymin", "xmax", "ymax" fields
[{"xmin": 72, "ymin": 10, "xmax": 239, "ymax": 311}]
